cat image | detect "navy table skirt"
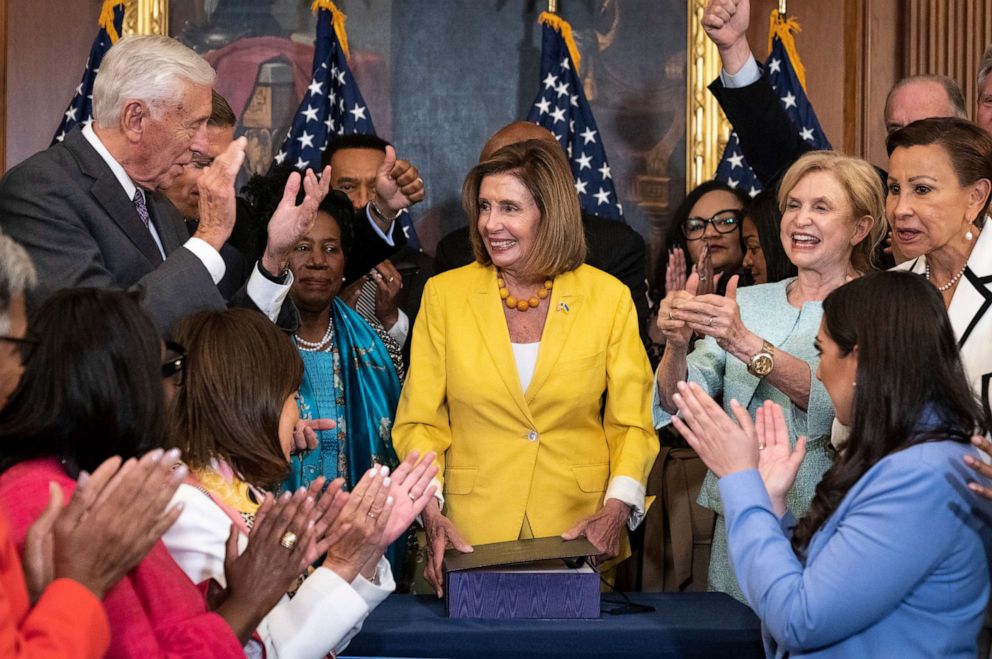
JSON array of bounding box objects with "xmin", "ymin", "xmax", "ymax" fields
[{"xmin": 342, "ymin": 592, "xmax": 764, "ymax": 659}]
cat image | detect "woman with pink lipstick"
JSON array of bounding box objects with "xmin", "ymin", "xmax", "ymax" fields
[
  {"xmin": 887, "ymin": 118, "xmax": 992, "ymax": 417},
  {"xmin": 392, "ymin": 139, "xmax": 657, "ymax": 598},
  {"xmin": 653, "ymin": 151, "xmax": 886, "ymax": 602}
]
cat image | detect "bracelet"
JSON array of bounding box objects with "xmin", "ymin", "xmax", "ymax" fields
[{"xmin": 370, "ymin": 198, "xmax": 400, "ymax": 223}]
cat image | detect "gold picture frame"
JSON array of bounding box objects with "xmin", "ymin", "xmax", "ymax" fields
[{"xmin": 127, "ymin": 0, "xmax": 726, "ymax": 196}]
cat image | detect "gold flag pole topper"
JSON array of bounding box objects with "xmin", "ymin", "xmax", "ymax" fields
[{"xmin": 548, "ymin": 0, "xmax": 559, "ymax": 14}]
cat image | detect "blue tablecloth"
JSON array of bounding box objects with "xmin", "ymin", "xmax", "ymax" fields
[{"xmin": 342, "ymin": 593, "xmax": 764, "ymax": 659}]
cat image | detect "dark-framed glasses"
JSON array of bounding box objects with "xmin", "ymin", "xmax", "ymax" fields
[
  {"xmin": 681, "ymin": 209, "xmax": 743, "ymax": 240},
  {"xmin": 162, "ymin": 340, "xmax": 186, "ymax": 385}
]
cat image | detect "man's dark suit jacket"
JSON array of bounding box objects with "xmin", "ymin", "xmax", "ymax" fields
[
  {"xmin": 433, "ymin": 213, "xmax": 650, "ymax": 340},
  {"xmin": 0, "ymin": 129, "xmax": 293, "ymax": 334},
  {"xmin": 709, "ymin": 74, "xmax": 889, "ymax": 188}
]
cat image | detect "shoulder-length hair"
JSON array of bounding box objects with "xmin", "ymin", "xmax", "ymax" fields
[
  {"xmin": 169, "ymin": 309, "xmax": 303, "ymax": 489},
  {"xmin": 791, "ymin": 271, "xmax": 987, "ymax": 553},
  {"xmin": 463, "ymin": 139, "xmax": 586, "ymax": 278},
  {"xmin": 886, "ymin": 117, "xmax": 992, "ymax": 228},
  {"xmin": 777, "ymin": 151, "xmax": 885, "ymax": 275},
  {"xmin": 0, "ymin": 288, "xmax": 166, "ymax": 476}
]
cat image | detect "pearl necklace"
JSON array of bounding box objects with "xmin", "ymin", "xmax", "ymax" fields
[
  {"xmin": 925, "ymin": 260, "xmax": 967, "ymax": 292},
  {"xmin": 497, "ymin": 272, "xmax": 553, "ymax": 312},
  {"xmin": 294, "ymin": 315, "xmax": 334, "ymax": 351}
]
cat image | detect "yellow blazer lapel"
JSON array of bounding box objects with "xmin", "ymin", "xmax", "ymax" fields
[
  {"xmin": 467, "ymin": 267, "xmax": 536, "ymax": 425},
  {"xmin": 526, "ymin": 268, "xmax": 583, "ymax": 404}
]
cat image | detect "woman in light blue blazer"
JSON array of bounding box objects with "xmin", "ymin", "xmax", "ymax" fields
[{"xmin": 671, "ymin": 271, "xmax": 990, "ymax": 658}]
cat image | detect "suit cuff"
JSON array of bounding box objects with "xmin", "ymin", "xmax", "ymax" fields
[
  {"xmin": 351, "ymin": 556, "xmax": 396, "ymax": 609},
  {"xmin": 605, "ymin": 476, "xmax": 646, "ymax": 530},
  {"xmin": 720, "ymin": 53, "xmax": 760, "ymax": 88},
  {"xmin": 247, "ymin": 262, "xmax": 293, "ymax": 322},
  {"xmin": 365, "ymin": 204, "xmax": 396, "ymax": 247},
  {"xmin": 183, "ymin": 237, "xmax": 226, "ymax": 285},
  {"xmin": 386, "ymin": 309, "xmax": 409, "ymax": 345}
]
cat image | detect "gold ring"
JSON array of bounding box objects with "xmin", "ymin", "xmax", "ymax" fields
[
  {"xmin": 667, "ymin": 311, "xmax": 674, "ymax": 320},
  {"xmin": 708, "ymin": 317, "xmax": 714, "ymax": 326},
  {"xmin": 758, "ymin": 443, "xmax": 766, "ymax": 451},
  {"xmin": 280, "ymin": 531, "xmax": 298, "ymax": 550},
  {"xmin": 367, "ymin": 511, "xmax": 378, "ymax": 519},
  {"xmin": 408, "ymin": 491, "xmax": 418, "ymax": 501},
  {"xmin": 388, "ymin": 276, "xmax": 395, "ymax": 283}
]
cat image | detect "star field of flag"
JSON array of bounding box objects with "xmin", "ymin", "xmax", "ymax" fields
[
  {"xmin": 526, "ymin": 22, "xmax": 623, "ymax": 220},
  {"xmin": 714, "ymin": 32, "xmax": 831, "ymax": 197},
  {"xmin": 273, "ymin": 6, "xmax": 375, "ymax": 173},
  {"xmin": 52, "ymin": 1, "xmax": 125, "ymax": 145}
]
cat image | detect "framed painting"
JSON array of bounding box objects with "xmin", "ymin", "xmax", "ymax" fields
[{"xmin": 127, "ymin": 0, "xmax": 728, "ymax": 286}]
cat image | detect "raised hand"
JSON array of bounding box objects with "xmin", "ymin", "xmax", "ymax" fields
[
  {"xmin": 657, "ymin": 270, "xmax": 700, "ymax": 349},
  {"xmin": 380, "ymin": 451, "xmax": 439, "ymax": 546},
  {"xmin": 262, "ymin": 165, "xmax": 332, "ymax": 274},
  {"xmin": 422, "ymin": 500, "xmax": 473, "ymax": 599},
  {"xmin": 665, "ymin": 247, "xmax": 688, "ymax": 295},
  {"xmin": 755, "ymin": 400, "xmax": 806, "ymax": 516},
  {"xmin": 965, "ymin": 435, "xmax": 992, "ymax": 501},
  {"xmin": 373, "ymin": 146, "xmax": 425, "ymax": 217},
  {"xmin": 29, "ymin": 449, "xmax": 188, "ymax": 601},
  {"xmin": 696, "ymin": 244, "xmax": 716, "ymax": 296},
  {"xmin": 673, "ymin": 274, "xmax": 750, "ymax": 352},
  {"xmin": 195, "ymin": 136, "xmax": 247, "ymax": 251},
  {"xmin": 670, "ymin": 381, "xmax": 759, "ymax": 477},
  {"xmin": 371, "ymin": 260, "xmax": 403, "ymax": 330},
  {"xmin": 702, "ymin": 0, "xmax": 750, "ymax": 50},
  {"xmin": 320, "ymin": 465, "xmax": 394, "ymax": 583}
]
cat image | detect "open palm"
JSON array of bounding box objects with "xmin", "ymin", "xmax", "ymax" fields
[{"xmin": 755, "ymin": 400, "xmax": 806, "ymax": 516}]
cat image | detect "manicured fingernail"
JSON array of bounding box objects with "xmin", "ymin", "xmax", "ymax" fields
[
  {"xmin": 166, "ymin": 448, "xmax": 182, "ymax": 461},
  {"xmin": 972, "ymin": 436, "xmax": 984, "ymax": 446},
  {"xmin": 965, "ymin": 455, "xmax": 975, "ymax": 465},
  {"xmin": 969, "ymin": 482, "xmax": 982, "ymax": 492},
  {"xmin": 280, "ymin": 491, "xmax": 291, "ymax": 501},
  {"xmin": 673, "ymin": 393, "xmax": 681, "ymax": 401},
  {"xmin": 368, "ymin": 467, "xmax": 378, "ymax": 478},
  {"xmin": 173, "ymin": 465, "xmax": 188, "ymax": 479},
  {"xmin": 383, "ymin": 477, "xmax": 391, "ymax": 487},
  {"xmin": 380, "ymin": 465, "xmax": 390, "ymax": 476},
  {"xmin": 149, "ymin": 448, "xmax": 164, "ymax": 462},
  {"xmin": 386, "ymin": 495, "xmax": 394, "ymax": 505}
]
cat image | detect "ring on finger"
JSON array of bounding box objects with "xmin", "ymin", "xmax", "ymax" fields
[
  {"xmin": 707, "ymin": 316, "xmax": 714, "ymax": 326},
  {"xmin": 408, "ymin": 491, "xmax": 418, "ymax": 501},
  {"xmin": 667, "ymin": 311, "xmax": 674, "ymax": 320},
  {"xmin": 367, "ymin": 510, "xmax": 379, "ymax": 519},
  {"xmin": 758, "ymin": 443, "xmax": 766, "ymax": 451},
  {"xmin": 280, "ymin": 531, "xmax": 299, "ymax": 550}
]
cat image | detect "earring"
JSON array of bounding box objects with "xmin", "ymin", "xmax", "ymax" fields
[
  {"xmin": 852, "ymin": 380, "xmax": 857, "ymax": 387},
  {"xmin": 966, "ymin": 229, "xmax": 975, "ymax": 241}
]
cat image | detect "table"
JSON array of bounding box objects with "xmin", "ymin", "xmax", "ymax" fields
[{"xmin": 342, "ymin": 592, "xmax": 764, "ymax": 659}]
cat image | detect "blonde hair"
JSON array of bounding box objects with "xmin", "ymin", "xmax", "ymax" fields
[
  {"xmin": 777, "ymin": 151, "xmax": 885, "ymax": 274},
  {"xmin": 462, "ymin": 139, "xmax": 586, "ymax": 278}
]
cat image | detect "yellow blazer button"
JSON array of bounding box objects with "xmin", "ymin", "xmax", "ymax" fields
[{"xmin": 527, "ymin": 430, "xmax": 538, "ymax": 441}]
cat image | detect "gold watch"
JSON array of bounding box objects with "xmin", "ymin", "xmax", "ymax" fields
[{"xmin": 747, "ymin": 340, "xmax": 775, "ymax": 377}]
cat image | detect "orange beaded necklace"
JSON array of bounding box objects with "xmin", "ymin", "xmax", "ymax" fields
[{"xmin": 497, "ymin": 271, "xmax": 553, "ymax": 312}]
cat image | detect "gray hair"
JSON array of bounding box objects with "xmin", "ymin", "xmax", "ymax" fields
[
  {"xmin": 978, "ymin": 45, "xmax": 992, "ymax": 95},
  {"xmin": 92, "ymin": 35, "xmax": 215, "ymax": 127},
  {"xmin": 885, "ymin": 75, "xmax": 968, "ymax": 121},
  {"xmin": 0, "ymin": 234, "xmax": 37, "ymax": 335}
]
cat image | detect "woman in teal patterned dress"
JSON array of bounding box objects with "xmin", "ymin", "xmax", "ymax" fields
[
  {"xmin": 284, "ymin": 191, "xmax": 409, "ymax": 579},
  {"xmin": 653, "ymin": 152, "xmax": 886, "ymax": 603}
]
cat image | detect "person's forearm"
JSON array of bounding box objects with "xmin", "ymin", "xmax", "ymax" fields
[
  {"xmin": 657, "ymin": 343, "xmax": 689, "ymax": 414},
  {"xmin": 726, "ymin": 334, "xmax": 812, "ymax": 411},
  {"xmin": 719, "ymin": 36, "xmax": 753, "ymax": 76},
  {"xmin": 216, "ymin": 595, "xmax": 274, "ymax": 645}
]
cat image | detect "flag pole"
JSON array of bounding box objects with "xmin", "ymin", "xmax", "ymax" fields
[
  {"xmin": 779, "ymin": 0, "xmax": 787, "ymax": 16},
  {"xmin": 548, "ymin": 0, "xmax": 558, "ymax": 14}
]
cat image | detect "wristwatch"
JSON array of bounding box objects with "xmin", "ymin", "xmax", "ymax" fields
[{"xmin": 747, "ymin": 339, "xmax": 775, "ymax": 378}]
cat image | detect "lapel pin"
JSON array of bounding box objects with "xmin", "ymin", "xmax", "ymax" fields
[{"xmin": 556, "ymin": 302, "xmax": 570, "ymax": 314}]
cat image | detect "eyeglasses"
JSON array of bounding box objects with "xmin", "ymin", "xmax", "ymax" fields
[
  {"xmin": 0, "ymin": 335, "xmax": 39, "ymax": 362},
  {"xmin": 681, "ymin": 209, "xmax": 743, "ymax": 240},
  {"xmin": 162, "ymin": 340, "xmax": 186, "ymax": 385}
]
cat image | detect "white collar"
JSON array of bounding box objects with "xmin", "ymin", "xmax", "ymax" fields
[{"xmin": 81, "ymin": 123, "xmax": 140, "ymax": 202}]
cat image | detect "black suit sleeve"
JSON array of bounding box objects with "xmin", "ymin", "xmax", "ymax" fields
[
  {"xmin": 433, "ymin": 226, "xmax": 475, "ymax": 275},
  {"xmin": 582, "ymin": 215, "xmax": 650, "ymax": 343},
  {"xmin": 344, "ymin": 206, "xmax": 408, "ymax": 283},
  {"xmin": 708, "ymin": 73, "xmax": 812, "ymax": 188}
]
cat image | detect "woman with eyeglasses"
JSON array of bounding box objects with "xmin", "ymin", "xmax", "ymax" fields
[{"xmin": 654, "ymin": 151, "xmax": 886, "ymax": 602}]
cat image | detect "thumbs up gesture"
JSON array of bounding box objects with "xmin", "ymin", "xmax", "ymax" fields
[{"xmin": 372, "ymin": 145, "xmax": 426, "ymax": 221}]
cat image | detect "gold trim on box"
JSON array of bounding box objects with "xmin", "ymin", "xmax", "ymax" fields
[
  {"xmin": 686, "ymin": 0, "xmax": 730, "ymax": 193},
  {"xmin": 125, "ymin": 0, "xmax": 169, "ymax": 36}
]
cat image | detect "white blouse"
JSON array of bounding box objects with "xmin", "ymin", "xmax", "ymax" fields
[
  {"xmin": 511, "ymin": 341, "xmax": 541, "ymax": 393},
  {"xmin": 163, "ymin": 483, "xmax": 394, "ymax": 659}
]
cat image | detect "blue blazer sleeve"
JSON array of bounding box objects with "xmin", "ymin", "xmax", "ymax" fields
[{"xmin": 719, "ymin": 451, "xmax": 981, "ymax": 652}]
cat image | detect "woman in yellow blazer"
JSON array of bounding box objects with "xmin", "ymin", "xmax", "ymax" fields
[{"xmin": 392, "ymin": 138, "xmax": 658, "ymax": 597}]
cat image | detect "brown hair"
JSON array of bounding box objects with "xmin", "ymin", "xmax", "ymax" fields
[
  {"xmin": 462, "ymin": 139, "xmax": 586, "ymax": 278},
  {"xmin": 170, "ymin": 308, "xmax": 303, "ymax": 488},
  {"xmin": 886, "ymin": 117, "xmax": 992, "ymax": 226},
  {"xmin": 777, "ymin": 151, "xmax": 885, "ymax": 275},
  {"xmin": 209, "ymin": 89, "xmax": 236, "ymax": 128}
]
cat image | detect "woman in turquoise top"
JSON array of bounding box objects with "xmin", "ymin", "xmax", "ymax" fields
[
  {"xmin": 654, "ymin": 152, "xmax": 886, "ymax": 602},
  {"xmin": 284, "ymin": 191, "xmax": 408, "ymax": 578}
]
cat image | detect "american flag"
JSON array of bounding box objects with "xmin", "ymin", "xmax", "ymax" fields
[
  {"xmin": 273, "ymin": 0, "xmax": 375, "ymax": 172},
  {"xmin": 526, "ymin": 12, "xmax": 623, "ymax": 220},
  {"xmin": 52, "ymin": 0, "xmax": 125, "ymax": 145},
  {"xmin": 714, "ymin": 11, "xmax": 831, "ymax": 197}
]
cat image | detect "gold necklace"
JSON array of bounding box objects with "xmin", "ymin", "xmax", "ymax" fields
[{"xmin": 497, "ymin": 272, "xmax": 553, "ymax": 312}]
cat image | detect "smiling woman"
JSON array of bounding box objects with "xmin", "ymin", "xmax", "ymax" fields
[{"xmin": 653, "ymin": 150, "xmax": 886, "ymax": 602}]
